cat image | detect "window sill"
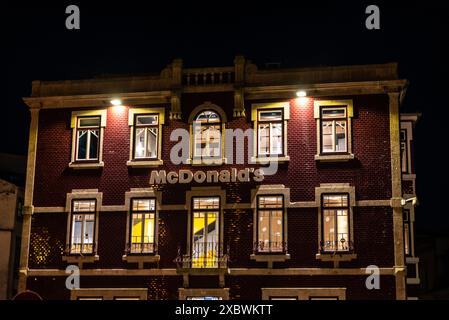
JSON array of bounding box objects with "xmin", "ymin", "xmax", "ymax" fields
[
  {"xmin": 122, "ymin": 254, "xmax": 160, "ymax": 269},
  {"xmin": 126, "ymin": 159, "xmax": 163, "ymax": 168},
  {"xmin": 69, "ymin": 161, "xmax": 104, "ymax": 169},
  {"xmin": 250, "ymin": 156, "xmax": 290, "ymax": 164},
  {"xmin": 314, "ymin": 154, "xmax": 354, "ymax": 162},
  {"xmin": 250, "ymin": 253, "xmax": 291, "ymax": 268},
  {"xmin": 315, "ymin": 253, "xmax": 357, "ymax": 267},
  {"xmin": 62, "ymin": 254, "xmax": 99, "ymax": 267},
  {"xmin": 187, "ymin": 158, "xmax": 227, "ymax": 166}
]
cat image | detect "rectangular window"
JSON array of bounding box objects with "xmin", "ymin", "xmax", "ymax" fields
[
  {"xmin": 404, "ymin": 209, "xmax": 411, "ymax": 256},
  {"xmin": 70, "ymin": 200, "xmax": 96, "ymax": 254},
  {"xmin": 130, "ymin": 198, "xmax": 156, "ymax": 254},
  {"xmin": 192, "ymin": 197, "xmax": 220, "ymax": 268},
  {"xmin": 257, "ymin": 195, "xmax": 284, "ymax": 253},
  {"xmin": 257, "ymin": 109, "xmax": 283, "ymax": 156},
  {"xmin": 320, "ymin": 107, "xmax": 347, "ymax": 154},
  {"xmin": 134, "ymin": 114, "xmax": 159, "ymax": 159},
  {"xmin": 400, "ymin": 129, "xmax": 408, "ymax": 173},
  {"xmin": 76, "ymin": 117, "xmax": 100, "ymax": 161},
  {"xmin": 322, "ymin": 194, "xmax": 349, "ymax": 252}
]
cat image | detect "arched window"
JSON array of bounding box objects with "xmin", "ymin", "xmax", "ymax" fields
[{"xmin": 193, "ymin": 110, "xmax": 222, "ymax": 159}]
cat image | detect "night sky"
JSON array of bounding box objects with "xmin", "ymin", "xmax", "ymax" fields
[{"xmin": 4, "ymin": 2, "xmax": 448, "ymax": 233}]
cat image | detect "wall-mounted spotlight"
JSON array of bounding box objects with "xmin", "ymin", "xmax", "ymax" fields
[
  {"xmin": 110, "ymin": 99, "xmax": 122, "ymax": 106},
  {"xmin": 296, "ymin": 90, "xmax": 307, "ymax": 97}
]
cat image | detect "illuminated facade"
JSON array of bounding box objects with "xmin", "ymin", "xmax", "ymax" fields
[{"xmin": 19, "ymin": 57, "xmax": 419, "ymax": 300}]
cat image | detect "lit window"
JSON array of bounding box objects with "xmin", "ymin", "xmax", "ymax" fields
[
  {"xmin": 321, "ymin": 107, "xmax": 347, "ymax": 153},
  {"xmin": 257, "ymin": 110, "xmax": 283, "ymax": 156},
  {"xmin": 321, "ymin": 194, "xmax": 349, "ymax": 252},
  {"xmin": 76, "ymin": 117, "xmax": 100, "ymax": 161},
  {"xmin": 400, "ymin": 129, "xmax": 408, "ymax": 173},
  {"xmin": 256, "ymin": 195, "xmax": 284, "ymax": 253},
  {"xmin": 70, "ymin": 200, "xmax": 96, "ymax": 254},
  {"xmin": 403, "ymin": 209, "xmax": 411, "ymax": 256},
  {"xmin": 134, "ymin": 115, "xmax": 159, "ymax": 159},
  {"xmin": 130, "ymin": 199, "xmax": 156, "ymax": 254},
  {"xmin": 192, "ymin": 197, "xmax": 220, "ymax": 268},
  {"xmin": 193, "ymin": 111, "xmax": 222, "ymax": 159},
  {"xmin": 186, "ymin": 296, "xmax": 222, "ymax": 300}
]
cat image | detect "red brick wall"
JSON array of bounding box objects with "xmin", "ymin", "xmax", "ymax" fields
[
  {"xmin": 33, "ymin": 94, "xmax": 392, "ymax": 207},
  {"xmin": 26, "ymin": 274, "xmax": 396, "ymax": 300}
]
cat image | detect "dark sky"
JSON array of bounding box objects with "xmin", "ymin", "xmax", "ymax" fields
[{"xmin": 4, "ymin": 2, "xmax": 448, "ymax": 233}]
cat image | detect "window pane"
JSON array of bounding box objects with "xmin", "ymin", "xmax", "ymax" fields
[
  {"xmin": 134, "ymin": 128, "xmax": 146, "ymax": 158},
  {"xmin": 323, "ymin": 209, "xmax": 335, "ymax": 251},
  {"xmin": 271, "ymin": 123, "xmax": 283, "ymax": 154},
  {"xmin": 404, "ymin": 223, "xmax": 410, "ymax": 255},
  {"xmin": 77, "ymin": 130, "xmax": 88, "ymax": 159},
  {"xmin": 336, "ymin": 209, "xmax": 349, "ymax": 251},
  {"xmin": 89, "ymin": 130, "xmax": 99, "ymax": 159},
  {"xmin": 195, "ymin": 111, "xmax": 220, "ymax": 123},
  {"xmin": 323, "ymin": 195, "xmax": 348, "ymax": 207},
  {"xmin": 73, "ymin": 200, "xmax": 96, "ymax": 212},
  {"xmin": 258, "ymin": 124, "xmax": 270, "ymax": 155},
  {"xmin": 321, "ymin": 121, "xmax": 333, "ymax": 153},
  {"xmin": 194, "ymin": 124, "xmax": 221, "ymax": 158},
  {"xmin": 132, "ymin": 199, "xmax": 155, "ymax": 211},
  {"xmin": 193, "ymin": 197, "xmax": 219, "ymax": 209},
  {"xmin": 259, "ymin": 110, "xmax": 282, "ymax": 121},
  {"xmin": 79, "ymin": 117, "xmax": 100, "ymax": 127},
  {"xmin": 335, "ymin": 121, "xmax": 346, "ymax": 152},
  {"xmin": 321, "ymin": 108, "xmax": 346, "ymax": 119},
  {"xmin": 136, "ymin": 115, "xmax": 158, "ymax": 125},
  {"xmin": 271, "ymin": 210, "xmax": 283, "ymax": 251},
  {"xmin": 258, "ymin": 196, "xmax": 283, "ymax": 208},
  {"xmin": 146, "ymin": 127, "xmax": 158, "ymax": 158},
  {"xmin": 131, "ymin": 213, "xmax": 143, "ymax": 244},
  {"xmin": 258, "ymin": 211, "xmax": 270, "ymax": 251}
]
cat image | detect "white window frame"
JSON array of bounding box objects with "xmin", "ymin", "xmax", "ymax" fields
[
  {"xmin": 314, "ymin": 100, "xmax": 354, "ymax": 162},
  {"xmin": 251, "ymin": 102, "xmax": 290, "ymax": 163},
  {"xmin": 127, "ymin": 107, "xmax": 165, "ymax": 168},
  {"xmin": 69, "ymin": 110, "xmax": 107, "ymax": 169},
  {"xmin": 75, "ymin": 117, "xmax": 101, "ymax": 161}
]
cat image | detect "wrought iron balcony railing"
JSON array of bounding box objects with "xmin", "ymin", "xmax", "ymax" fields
[
  {"xmin": 124, "ymin": 242, "xmax": 157, "ymax": 255},
  {"xmin": 253, "ymin": 241, "xmax": 288, "ymax": 254},
  {"xmin": 65, "ymin": 243, "xmax": 96, "ymax": 255},
  {"xmin": 174, "ymin": 242, "xmax": 229, "ymax": 269},
  {"xmin": 319, "ymin": 239, "xmax": 354, "ymax": 254}
]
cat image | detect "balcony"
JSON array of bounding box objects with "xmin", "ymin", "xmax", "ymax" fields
[
  {"xmin": 174, "ymin": 242, "xmax": 229, "ymax": 271},
  {"xmin": 62, "ymin": 243, "xmax": 99, "ymax": 267},
  {"xmin": 122, "ymin": 242, "xmax": 160, "ymax": 268},
  {"xmin": 316, "ymin": 240, "xmax": 357, "ymax": 267},
  {"xmin": 250, "ymin": 241, "xmax": 290, "ymax": 268}
]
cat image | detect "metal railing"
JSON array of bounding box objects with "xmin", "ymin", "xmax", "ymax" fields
[
  {"xmin": 253, "ymin": 241, "xmax": 288, "ymax": 254},
  {"xmin": 65, "ymin": 243, "xmax": 96, "ymax": 255},
  {"xmin": 319, "ymin": 239, "xmax": 354, "ymax": 253},
  {"xmin": 125, "ymin": 242, "xmax": 157, "ymax": 255},
  {"xmin": 174, "ymin": 242, "xmax": 229, "ymax": 269}
]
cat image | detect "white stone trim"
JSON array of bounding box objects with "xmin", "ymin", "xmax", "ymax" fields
[
  {"xmin": 250, "ymin": 102, "xmax": 290, "ymax": 163},
  {"xmin": 123, "ymin": 188, "xmax": 161, "ymax": 261},
  {"xmin": 69, "ymin": 109, "xmax": 107, "ymax": 168},
  {"xmin": 313, "ymin": 99, "xmax": 354, "ymax": 162}
]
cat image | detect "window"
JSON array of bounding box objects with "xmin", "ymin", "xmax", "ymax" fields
[
  {"xmin": 76, "ymin": 117, "xmax": 100, "ymax": 161},
  {"xmin": 321, "ymin": 194, "xmax": 350, "ymax": 252},
  {"xmin": 404, "ymin": 209, "xmax": 411, "ymax": 256},
  {"xmin": 70, "ymin": 200, "xmax": 96, "ymax": 254},
  {"xmin": 192, "ymin": 197, "xmax": 220, "ymax": 268},
  {"xmin": 193, "ymin": 111, "xmax": 222, "ymax": 159},
  {"xmin": 256, "ymin": 195, "xmax": 284, "ymax": 253},
  {"xmin": 187, "ymin": 296, "xmax": 222, "ymax": 300},
  {"xmin": 133, "ymin": 114, "xmax": 159, "ymax": 159},
  {"xmin": 400, "ymin": 129, "xmax": 408, "ymax": 173},
  {"xmin": 258, "ymin": 110, "xmax": 284, "ymax": 156},
  {"xmin": 321, "ymin": 107, "xmax": 347, "ymax": 153},
  {"xmin": 130, "ymin": 198, "xmax": 156, "ymax": 254}
]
